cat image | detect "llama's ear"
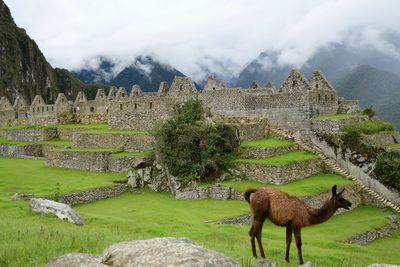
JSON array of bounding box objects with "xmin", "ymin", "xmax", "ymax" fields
[
  {"xmin": 332, "ymin": 185, "xmax": 337, "ymax": 196},
  {"xmin": 337, "ymin": 188, "xmax": 345, "ymax": 196}
]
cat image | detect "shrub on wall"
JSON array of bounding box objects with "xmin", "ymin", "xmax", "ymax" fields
[
  {"xmin": 374, "ymin": 152, "xmax": 400, "ymax": 191},
  {"xmin": 156, "ymin": 99, "xmax": 238, "ymax": 183}
]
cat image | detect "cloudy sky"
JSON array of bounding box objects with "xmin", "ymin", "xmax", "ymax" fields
[{"xmin": 5, "ymin": 0, "xmax": 400, "ymax": 81}]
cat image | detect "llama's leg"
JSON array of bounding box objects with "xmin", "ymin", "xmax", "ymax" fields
[
  {"xmin": 249, "ymin": 224, "xmax": 257, "ymax": 258},
  {"xmin": 294, "ymin": 227, "xmax": 304, "ymax": 265},
  {"xmin": 285, "ymin": 225, "xmax": 293, "ymax": 262},
  {"xmin": 255, "ymin": 219, "xmax": 266, "ymax": 258}
]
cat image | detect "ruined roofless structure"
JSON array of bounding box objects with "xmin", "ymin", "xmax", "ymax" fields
[{"xmin": 0, "ymin": 70, "xmax": 360, "ymax": 135}]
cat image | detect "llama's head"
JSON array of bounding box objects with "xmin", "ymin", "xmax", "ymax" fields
[{"xmin": 331, "ymin": 185, "xmax": 352, "ymax": 210}]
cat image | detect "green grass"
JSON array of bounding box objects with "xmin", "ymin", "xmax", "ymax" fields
[
  {"xmin": 235, "ymin": 151, "xmax": 318, "ymax": 165},
  {"xmin": 0, "ymin": 157, "xmax": 125, "ymax": 197},
  {"xmin": 112, "ymin": 151, "xmax": 152, "ymax": 158},
  {"xmin": 0, "ymin": 157, "xmax": 399, "ymax": 266},
  {"xmin": 0, "ymin": 137, "xmax": 72, "ymax": 146},
  {"xmin": 217, "ymin": 173, "xmax": 353, "ymax": 196},
  {"xmin": 240, "ymin": 137, "xmax": 294, "ymax": 148},
  {"xmin": 313, "ymin": 114, "xmax": 365, "ymax": 120},
  {"xmin": 344, "ymin": 120, "xmax": 395, "ymax": 135}
]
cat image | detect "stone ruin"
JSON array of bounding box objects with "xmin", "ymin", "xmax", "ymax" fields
[{"xmin": 0, "ymin": 69, "xmax": 360, "ymax": 136}]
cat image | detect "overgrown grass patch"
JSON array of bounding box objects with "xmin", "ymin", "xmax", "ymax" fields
[
  {"xmin": 344, "ymin": 120, "xmax": 394, "ymax": 135},
  {"xmin": 240, "ymin": 137, "xmax": 294, "ymax": 148},
  {"xmin": 217, "ymin": 173, "xmax": 353, "ymax": 196},
  {"xmin": 386, "ymin": 143, "xmax": 400, "ymax": 152},
  {"xmin": 313, "ymin": 114, "xmax": 365, "ymax": 120},
  {"xmin": 235, "ymin": 151, "xmax": 318, "ymax": 165}
]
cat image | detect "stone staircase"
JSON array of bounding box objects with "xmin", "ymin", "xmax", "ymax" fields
[{"xmin": 269, "ymin": 127, "xmax": 400, "ymax": 213}]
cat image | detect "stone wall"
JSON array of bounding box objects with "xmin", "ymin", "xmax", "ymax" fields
[
  {"xmin": 238, "ymin": 158, "xmax": 322, "ymax": 184},
  {"xmin": 175, "ymin": 184, "xmax": 243, "ymax": 200},
  {"xmin": 46, "ymin": 150, "xmax": 112, "ymax": 171},
  {"xmin": 108, "ymin": 156, "xmax": 148, "ymax": 172},
  {"xmin": 0, "ymin": 144, "xmax": 43, "ymax": 158},
  {"xmin": 57, "ymin": 184, "xmax": 129, "ymax": 206},
  {"xmin": 311, "ymin": 116, "xmax": 368, "ymax": 135},
  {"xmin": 338, "ymin": 98, "xmax": 361, "ymax": 114},
  {"xmin": 241, "ymin": 143, "xmax": 299, "ymax": 159},
  {"xmin": 6, "ymin": 128, "xmax": 58, "ymax": 141},
  {"xmin": 222, "ymin": 117, "xmax": 268, "ymax": 140},
  {"xmin": 72, "ymin": 132, "xmax": 155, "ymax": 152}
]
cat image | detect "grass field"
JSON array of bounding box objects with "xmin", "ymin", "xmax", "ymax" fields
[
  {"xmin": 217, "ymin": 173, "xmax": 354, "ymax": 196},
  {"xmin": 235, "ymin": 151, "xmax": 318, "ymax": 165},
  {"xmin": 0, "ymin": 157, "xmax": 399, "ymax": 267},
  {"xmin": 111, "ymin": 151, "xmax": 152, "ymax": 158},
  {"xmin": 240, "ymin": 137, "xmax": 294, "ymax": 148},
  {"xmin": 386, "ymin": 143, "xmax": 400, "ymax": 152}
]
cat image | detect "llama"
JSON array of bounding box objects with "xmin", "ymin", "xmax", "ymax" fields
[{"xmin": 244, "ymin": 185, "xmax": 352, "ymax": 264}]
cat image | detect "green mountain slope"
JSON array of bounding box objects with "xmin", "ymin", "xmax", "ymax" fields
[{"xmin": 0, "ymin": 0, "xmax": 98, "ymax": 103}]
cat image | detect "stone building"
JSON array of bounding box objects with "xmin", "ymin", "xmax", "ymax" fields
[{"xmin": 0, "ymin": 69, "xmax": 360, "ymax": 135}]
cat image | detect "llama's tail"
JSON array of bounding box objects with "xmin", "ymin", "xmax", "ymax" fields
[{"xmin": 244, "ymin": 188, "xmax": 257, "ymax": 203}]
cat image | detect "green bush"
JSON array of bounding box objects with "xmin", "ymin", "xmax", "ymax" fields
[
  {"xmin": 374, "ymin": 152, "xmax": 400, "ymax": 190},
  {"xmin": 156, "ymin": 99, "xmax": 238, "ymax": 183},
  {"xmin": 362, "ymin": 106, "xmax": 376, "ymax": 119}
]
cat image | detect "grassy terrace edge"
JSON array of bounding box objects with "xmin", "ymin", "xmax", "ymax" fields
[
  {"xmin": 0, "ymin": 137, "xmax": 72, "ymax": 146},
  {"xmin": 313, "ymin": 114, "xmax": 366, "ymax": 120},
  {"xmin": 240, "ymin": 137, "xmax": 295, "ymax": 148},
  {"xmin": 235, "ymin": 150, "xmax": 318, "ymax": 165},
  {"xmin": 213, "ymin": 173, "xmax": 354, "ymax": 196}
]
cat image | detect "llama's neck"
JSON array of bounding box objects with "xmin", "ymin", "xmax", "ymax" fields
[{"xmin": 309, "ymin": 200, "xmax": 337, "ymax": 225}]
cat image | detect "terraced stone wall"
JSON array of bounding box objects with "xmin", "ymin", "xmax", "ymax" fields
[
  {"xmin": 239, "ymin": 158, "xmax": 322, "ymax": 184},
  {"xmin": 46, "ymin": 150, "xmax": 112, "ymax": 171},
  {"xmin": 6, "ymin": 128, "xmax": 58, "ymax": 141},
  {"xmin": 0, "ymin": 144, "xmax": 43, "ymax": 158},
  {"xmin": 241, "ymin": 144, "xmax": 299, "ymax": 159},
  {"xmin": 311, "ymin": 116, "xmax": 367, "ymax": 135},
  {"xmin": 72, "ymin": 132, "xmax": 155, "ymax": 152}
]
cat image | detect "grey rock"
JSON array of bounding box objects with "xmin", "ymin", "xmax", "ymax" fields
[
  {"xmin": 132, "ymin": 158, "xmax": 149, "ymax": 169},
  {"xmin": 127, "ymin": 171, "xmax": 139, "ymax": 188},
  {"xmin": 29, "ymin": 198, "xmax": 83, "ymax": 225},
  {"xmin": 251, "ymin": 259, "xmax": 276, "ymax": 267},
  {"xmin": 102, "ymin": 237, "xmax": 240, "ymax": 267},
  {"xmin": 299, "ymin": 262, "xmax": 315, "ymax": 267},
  {"xmin": 388, "ymin": 214, "xmax": 397, "ymax": 222},
  {"xmin": 46, "ymin": 253, "xmax": 106, "ymax": 267},
  {"xmin": 10, "ymin": 193, "xmax": 34, "ymax": 201}
]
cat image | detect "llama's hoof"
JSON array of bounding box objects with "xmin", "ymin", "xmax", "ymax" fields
[
  {"xmin": 285, "ymin": 257, "xmax": 290, "ymax": 263},
  {"xmin": 261, "ymin": 255, "xmax": 265, "ymax": 259}
]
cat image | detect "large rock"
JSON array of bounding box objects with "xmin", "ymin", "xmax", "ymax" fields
[
  {"xmin": 46, "ymin": 253, "xmax": 107, "ymax": 267},
  {"xmin": 102, "ymin": 237, "xmax": 240, "ymax": 267},
  {"xmin": 29, "ymin": 198, "xmax": 83, "ymax": 225}
]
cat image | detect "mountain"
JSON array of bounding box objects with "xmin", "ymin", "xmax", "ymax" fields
[
  {"xmin": 337, "ymin": 65, "xmax": 400, "ymax": 129},
  {"xmin": 0, "ymin": 0, "xmax": 95, "ymax": 103},
  {"xmin": 74, "ymin": 56, "xmax": 187, "ymax": 92},
  {"xmin": 232, "ymin": 41, "xmax": 400, "ymax": 88}
]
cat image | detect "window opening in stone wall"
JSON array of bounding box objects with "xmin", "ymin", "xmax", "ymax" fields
[
  {"xmin": 316, "ymin": 83, "xmax": 319, "ymax": 89},
  {"xmin": 37, "ymin": 107, "xmax": 39, "ymax": 112},
  {"xmin": 179, "ymin": 85, "xmax": 183, "ymax": 90},
  {"xmin": 318, "ymin": 94, "xmax": 321, "ymax": 101},
  {"xmin": 122, "ymin": 93, "xmax": 125, "ymax": 97},
  {"xmin": 51, "ymin": 106, "xmax": 54, "ymax": 111},
  {"xmin": 90, "ymin": 107, "xmax": 95, "ymax": 112},
  {"xmin": 136, "ymin": 92, "xmax": 138, "ymax": 95},
  {"xmin": 120, "ymin": 104, "xmax": 123, "ymax": 110},
  {"xmin": 150, "ymin": 102, "xmax": 153, "ymax": 109},
  {"xmin": 134, "ymin": 103, "xmax": 137, "ymax": 109},
  {"xmin": 325, "ymin": 95, "xmax": 328, "ymax": 101},
  {"xmin": 213, "ymin": 87, "xmax": 215, "ymax": 90},
  {"xmin": 46, "ymin": 106, "xmax": 49, "ymax": 111},
  {"xmin": 42, "ymin": 107, "xmax": 44, "ymax": 112},
  {"xmin": 292, "ymin": 80, "xmax": 296, "ymax": 87}
]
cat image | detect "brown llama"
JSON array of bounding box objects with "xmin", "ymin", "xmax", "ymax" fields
[{"xmin": 244, "ymin": 185, "xmax": 352, "ymax": 264}]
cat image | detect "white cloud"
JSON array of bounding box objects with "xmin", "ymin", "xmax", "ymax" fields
[{"xmin": 5, "ymin": 0, "xmax": 400, "ymax": 81}]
